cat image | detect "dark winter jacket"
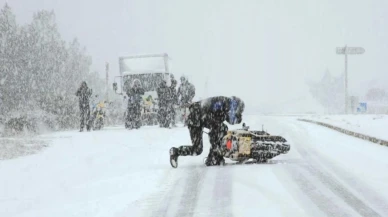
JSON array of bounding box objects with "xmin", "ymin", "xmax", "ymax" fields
[
  {"xmin": 126, "ymin": 79, "xmax": 145, "ymax": 108},
  {"xmin": 168, "ymin": 78, "xmax": 178, "ymax": 105},
  {"xmin": 188, "ymin": 96, "xmax": 245, "ymax": 128},
  {"xmin": 156, "ymin": 81, "xmax": 170, "ymax": 108},
  {"xmin": 126, "ymin": 87, "xmax": 145, "ymax": 108},
  {"xmin": 76, "ymin": 83, "xmax": 92, "ymax": 107},
  {"xmin": 177, "ymin": 81, "xmax": 195, "ymax": 105}
]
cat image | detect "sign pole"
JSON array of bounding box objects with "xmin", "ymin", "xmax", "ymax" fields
[
  {"xmin": 345, "ymin": 49, "xmax": 348, "ymax": 114},
  {"xmin": 106, "ymin": 62, "xmax": 109, "ymax": 101},
  {"xmin": 336, "ymin": 46, "xmax": 364, "ymax": 114}
]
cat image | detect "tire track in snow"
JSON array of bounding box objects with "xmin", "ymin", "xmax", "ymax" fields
[
  {"xmin": 146, "ymin": 173, "xmax": 180, "ymax": 217},
  {"xmin": 300, "ymin": 163, "xmax": 381, "ymax": 217},
  {"xmin": 294, "ymin": 121, "xmax": 388, "ymax": 215},
  {"xmin": 141, "ymin": 131, "xmax": 209, "ymax": 217},
  {"xmin": 174, "ymin": 166, "xmax": 207, "ymax": 217},
  {"xmin": 130, "ymin": 166, "xmax": 207, "ymax": 217},
  {"xmin": 266, "ymin": 118, "xmax": 353, "ymax": 216},
  {"xmin": 296, "ymin": 144, "xmax": 384, "ymax": 217},
  {"xmin": 317, "ymin": 159, "xmax": 388, "ymax": 215},
  {"xmin": 115, "ymin": 169, "xmax": 179, "ymax": 217},
  {"xmin": 210, "ymin": 167, "xmax": 233, "ymax": 217},
  {"xmin": 134, "ymin": 129, "xmax": 203, "ymax": 217},
  {"xmin": 286, "ymin": 121, "xmax": 382, "ymax": 217},
  {"xmin": 283, "ymin": 164, "xmax": 354, "ymax": 217}
]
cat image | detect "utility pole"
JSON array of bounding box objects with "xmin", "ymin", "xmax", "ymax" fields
[
  {"xmin": 345, "ymin": 47, "xmax": 348, "ymax": 114},
  {"xmin": 106, "ymin": 62, "xmax": 109, "ymax": 101},
  {"xmin": 336, "ymin": 45, "xmax": 365, "ymax": 114},
  {"xmin": 204, "ymin": 76, "xmax": 209, "ymax": 99}
]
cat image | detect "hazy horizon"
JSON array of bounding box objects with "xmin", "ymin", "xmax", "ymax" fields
[{"xmin": 4, "ymin": 0, "xmax": 388, "ymax": 113}]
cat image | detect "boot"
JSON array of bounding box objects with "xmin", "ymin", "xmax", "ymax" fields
[
  {"xmin": 169, "ymin": 147, "xmax": 179, "ymax": 168},
  {"xmin": 205, "ymin": 150, "xmax": 225, "ymax": 166}
]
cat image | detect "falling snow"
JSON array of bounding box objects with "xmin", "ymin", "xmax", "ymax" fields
[{"xmin": 1, "ymin": 1, "xmax": 388, "ymax": 217}]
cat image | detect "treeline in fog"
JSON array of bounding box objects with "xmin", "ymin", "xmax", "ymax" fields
[{"xmin": 0, "ymin": 4, "xmax": 115, "ymax": 135}]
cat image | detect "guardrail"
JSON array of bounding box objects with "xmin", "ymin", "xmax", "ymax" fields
[{"xmin": 298, "ymin": 119, "xmax": 388, "ymax": 147}]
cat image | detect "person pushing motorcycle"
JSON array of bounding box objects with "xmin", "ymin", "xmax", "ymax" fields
[{"xmin": 169, "ymin": 96, "xmax": 245, "ymax": 168}]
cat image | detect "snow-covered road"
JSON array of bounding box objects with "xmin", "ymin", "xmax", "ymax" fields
[{"xmin": 1, "ymin": 115, "xmax": 388, "ymax": 217}]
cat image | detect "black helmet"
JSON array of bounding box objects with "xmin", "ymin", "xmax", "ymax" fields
[{"xmin": 227, "ymin": 96, "xmax": 245, "ymax": 125}]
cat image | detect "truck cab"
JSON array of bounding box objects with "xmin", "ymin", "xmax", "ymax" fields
[{"xmin": 112, "ymin": 53, "xmax": 172, "ymax": 126}]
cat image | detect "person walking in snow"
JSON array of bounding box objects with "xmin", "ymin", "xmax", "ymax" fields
[
  {"xmin": 125, "ymin": 79, "xmax": 145, "ymax": 129},
  {"xmin": 156, "ymin": 79, "xmax": 171, "ymax": 128},
  {"xmin": 169, "ymin": 96, "xmax": 245, "ymax": 168},
  {"xmin": 76, "ymin": 81, "xmax": 93, "ymax": 132},
  {"xmin": 168, "ymin": 74, "xmax": 178, "ymax": 127}
]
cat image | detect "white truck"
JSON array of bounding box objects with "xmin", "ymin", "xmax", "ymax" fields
[{"xmin": 112, "ymin": 53, "xmax": 174, "ymax": 126}]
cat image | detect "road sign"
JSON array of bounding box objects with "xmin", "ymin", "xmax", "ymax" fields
[
  {"xmin": 336, "ymin": 45, "xmax": 365, "ymax": 114},
  {"xmin": 357, "ymin": 102, "xmax": 367, "ymax": 113},
  {"xmin": 336, "ymin": 47, "xmax": 365, "ymax": 55}
]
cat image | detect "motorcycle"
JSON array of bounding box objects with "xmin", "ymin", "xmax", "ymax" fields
[
  {"xmin": 92, "ymin": 101, "xmax": 106, "ymax": 130},
  {"xmin": 204, "ymin": 123, "xmax": 291, "ymax": 166}
]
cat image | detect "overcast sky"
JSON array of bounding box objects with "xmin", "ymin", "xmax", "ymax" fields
[{"xmin": 3, "ymin": 0, "xmax": 388, "ymax": 112}]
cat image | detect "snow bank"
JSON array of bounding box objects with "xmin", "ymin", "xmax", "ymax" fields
[
  {"xmin": 0, "ymin": 137, "xmax": 50, "ymax": 160},
  {"xmin": 0, "ymin": 125, "xmax": 194, "ymax": 217},
  {"xmin": 299, "ymin": 114, "xmax": 388, "ymax": 142}
]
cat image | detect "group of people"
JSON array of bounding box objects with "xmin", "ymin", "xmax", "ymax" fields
[
  {"xmin": 122, "ymin": 75, "xmax": 246, "ymax": 168},
  {"xmin": 76, "ymin": 76, "xmax": 246, "ymax": 169},
  {"xmin": 122, "ymin": 75, "xmax": 195, "ymax": 130},
  {"xmin": 147, "ymin": 74, "xmax": 246, "ymax": 168},
  {"xmin": 156, "ymin": 75, "xmax": 195, "ymax": 128}
]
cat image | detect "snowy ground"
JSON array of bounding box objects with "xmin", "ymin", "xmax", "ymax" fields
[
  {"xmin": 302, "ymin": 114, "xmax": 388, "ymax": 141},
  {"xmin": 0, "ymin": 137, "xmax": 50, "ymax": 160},
  {"xmin": 1, "ymin": 115, "xmax": 388, "ymax": 217}
]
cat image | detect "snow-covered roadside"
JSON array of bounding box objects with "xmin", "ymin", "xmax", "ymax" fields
[
  {"xmin": 300, "ymin": 114, "xmax": 388, "ymax": 141},
  {"xmin": 0, "ymin": 126, "xmax": 79, "ymax": 160},
  {"xmin": 0, "ymin": 125, "xmax": 193, "ymax": 217},
  {"xmin": 0, "ymin": 137, "xmax": 50, "ymax": 160}
]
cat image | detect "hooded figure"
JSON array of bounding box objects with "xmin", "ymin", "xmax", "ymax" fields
[
  {"xmin": 125, "ymin": 79, "xmax": 145, "ymax": 129},
  {"xmin": 156, "ymin": 79, "xmax": 170, "ymax": 128},
  {"xmin": 76, "ymin": 81, "xmax": 93, "ymax": 132},
  {"xmin": 177, "ymin": 76, "xmax": 195, "ymax": 105}
]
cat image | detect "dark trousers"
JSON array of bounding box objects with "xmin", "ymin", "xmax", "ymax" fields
[
  {"xmin": 126, "ymin": 104, "xmax": 141, "ymax": 129},
  {"xmin": 80, "ymin": 104, "xmax": 90, "ymax": 130},
  {"xmin": 176, "ymin": 103, "xmax": 228, "ymax": 157},
  {"xmin": 169, "ymin": 103, "xmax": 176, "ymax": 125},
  {"xmin": 158, "ymin": 102, "xmax": 170, "ymax": 128}
]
